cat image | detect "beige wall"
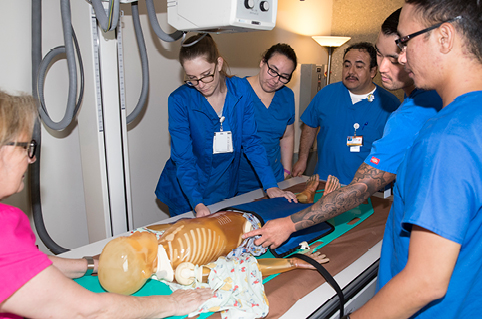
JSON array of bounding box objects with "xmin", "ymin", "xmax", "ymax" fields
[
  {"xmin": 330, "ymin": 0, "xmax": 405, "ymax": 100},
  {"xmin": 214, "ymin": 0, "xmax": 334, "ymax": 74}
]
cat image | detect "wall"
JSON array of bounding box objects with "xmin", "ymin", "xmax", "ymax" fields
[
  {"xmin": 0, "ymin": 0, "xmax": 334, "ymax": 252},
  {"xmin": 330, "ymin": 0, "xmax": 405, "ymax": 99},
  {"xmin": 0, "ymin": 0, "xmax": 404, "ymax": 253},
  {"xmin": 123, "ymin": 0, "xmax": 335, "ymax": 229}
]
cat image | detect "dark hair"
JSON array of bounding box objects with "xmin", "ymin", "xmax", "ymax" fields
[
  {"xmin": 382, "ymin": 8, "xmax": 402, "ymax": 36},
  {"xmin": 344, "ymin": 42, "xmax": 378, "ymax": 69},
  {"xmin": 262, "ymin": 43, "xmax": 298, "ymax": 72},
  {"xmin": 405, "ymin": 0, "xmax": 482, "ymax": 63},
  {"xmin": 179, "ymin": 33, "xmax": 228, "ymax": 77}
]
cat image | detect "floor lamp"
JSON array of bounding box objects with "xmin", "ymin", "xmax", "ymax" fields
[{"xmin": 312, "ymin": 36, "xmax": 351, "ymax": 85}]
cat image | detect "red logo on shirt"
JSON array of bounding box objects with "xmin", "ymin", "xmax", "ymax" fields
[{"xmin": 370, "ymin": 157, "xmax": 380, "ymax": 165}]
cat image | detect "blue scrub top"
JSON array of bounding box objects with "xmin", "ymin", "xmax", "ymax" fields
[
  {"xmin": 377, "ymin": 91, "xmax": 482, "ymax": 318},
  {"xmin": 301, "ymin": 82, "xmax": 400, "ymax": 185},
  {"xmin": 237, "ymin": 79, "xmax": 295, "ymax": 194},
  {"xmin": 155, "ymin": 76, "xmax": 278, "ymax": 216},
  {"xmin": 364, "ymin": 89, "xmax": 442, "ymax": 173}
]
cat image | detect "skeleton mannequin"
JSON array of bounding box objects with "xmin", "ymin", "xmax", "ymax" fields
[{"xmin": 99, "ymin": 210, "xmax": 328, "ymax": 295}]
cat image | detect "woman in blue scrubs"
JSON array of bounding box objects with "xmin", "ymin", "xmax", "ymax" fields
[
  {"xmin": 155, "ymin": 34, "xmax": 296, "ymax": 217},
  {"xmin": 237, "ymin": 44, "xmax": 297, "ymax": 194}
]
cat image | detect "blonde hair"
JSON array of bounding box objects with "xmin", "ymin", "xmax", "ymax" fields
[{"xmin": 0, "ymin": 90, "xmax": 38, "ymax": 147}]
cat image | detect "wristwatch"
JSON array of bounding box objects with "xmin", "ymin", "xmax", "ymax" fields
[{"xmin": 83, "ymin": 256, "xmax": 97, "ymax": 276}]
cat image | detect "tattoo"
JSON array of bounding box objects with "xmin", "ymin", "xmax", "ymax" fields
[{"xmin": 291, "ymin": 163, "xmax": 395, "ymax": 232}]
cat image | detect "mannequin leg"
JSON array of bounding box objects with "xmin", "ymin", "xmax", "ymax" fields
[
  {"xmin": 257, "ymin": 250, "xmax": 329, "ymax": 277},
  {"xmin": 322, "ymin": 175, "xmax": 341, "ymax": 197},
  {"xmin": 296, "ymin": 174, "xmax": 320, "ymax": 203}
]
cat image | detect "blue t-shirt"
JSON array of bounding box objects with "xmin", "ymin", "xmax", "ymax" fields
[
  {"xmin": 238, "ymin": 81, "xmax": 295, "ymax": 194},
  {"xmin": 364, "ymin": 89, "xmax": 442, "ymax": 173},
  {"xmin": 377, "ymin": 91, "xmax": 482, "ymax": 318},
  {"xmin": 301, "ymin": 82, "xmax": 400, "ymax": 185}
]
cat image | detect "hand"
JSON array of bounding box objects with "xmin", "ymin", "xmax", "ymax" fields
[
  {"xmin": 242, "ymin": 217, "xmax": 295, "ymax": 248},
  {"xmin": 266, "ymin": 187, "xmax": 298, "ymax": 203},
  {"xmin": 195, "ymin": 203, "xmax": 211, "ymax": 217},
  {"xmin": 292, "ymin": 159, "xmax": 307, "ymax": 177},
  {"xmin": 169, "ymin": 288, "xmax": 214, "ymax": 316}
]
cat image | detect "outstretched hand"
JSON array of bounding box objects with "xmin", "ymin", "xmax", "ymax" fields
[
  {"xmin": 242, "ymin": 216, "xmax": 295, "ymax": 248},
  {"xmin": 266, "ymin": 187, "xmax": 298, "ymax": 203},
  {"xmin": 169, "ymin": 288, "xmax": 214, "ymax": 316}
]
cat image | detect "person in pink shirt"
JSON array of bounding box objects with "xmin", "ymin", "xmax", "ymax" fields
[{"xmin": 0, "ymin": 90, "xmax": 212, "ymax": 319}]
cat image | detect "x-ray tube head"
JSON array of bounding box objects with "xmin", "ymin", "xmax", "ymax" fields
[{"xmin": 167, "ymin": 0, "xmax": 277, "ymax": 33}]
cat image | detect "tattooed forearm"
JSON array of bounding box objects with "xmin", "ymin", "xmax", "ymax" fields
[{"xmin": 291, "ymin": 163, "xmax": 396, "ymax": 232}]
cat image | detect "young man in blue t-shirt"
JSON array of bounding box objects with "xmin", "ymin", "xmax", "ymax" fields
[{"xmin": 350, "ymin": 1, "xmax": 482, "ymax": 318}]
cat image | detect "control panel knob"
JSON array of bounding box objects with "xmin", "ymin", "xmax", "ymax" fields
[
  {"xmin": 260, "ymin": 1, "xmax": 270, "ymax": 11},
  {"xmin": 244, "ymin": 0, "xmax": 255, "ymax": 9}
]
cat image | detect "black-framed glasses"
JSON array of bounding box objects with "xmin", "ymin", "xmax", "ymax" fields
[
  {"xmin": 266, "ymin": 61, "xmax": 292, "ymax": 84},
  {"xmin": 395, "ymin": 16, "xmax": 462, "ymax": 51},
  {"xmin": 6, "ymin": 140, "xmax": 37, "ymax": 159},
  {"xmin": 184, "ymin": 65, "xmax": 217, "ymax": 86}
]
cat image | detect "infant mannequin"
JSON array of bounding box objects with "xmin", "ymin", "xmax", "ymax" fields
[{"xmin": 98, "ymin": 211, "xmax": 328, "ymax": 295}]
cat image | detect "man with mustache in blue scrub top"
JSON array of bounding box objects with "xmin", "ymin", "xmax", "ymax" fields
[{"xmin": 292, "ymin": 42, "xmax": 400, "ymax": 185}]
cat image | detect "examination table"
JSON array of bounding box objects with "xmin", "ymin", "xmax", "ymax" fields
[{"xmin": 60, "ymin": 176, "xmax": 391, "ymax": 319}]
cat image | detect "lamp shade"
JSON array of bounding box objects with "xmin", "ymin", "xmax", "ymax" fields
[{"xmin": 312, "ymin": 36, "xmax": 351, "ymax": 47}]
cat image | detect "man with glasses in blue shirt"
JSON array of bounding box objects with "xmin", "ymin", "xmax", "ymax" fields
[
  {"xmin": 292, "ymin": 42, "xmax": 400, "ymax": 185},
  {"xmin": 347, "ymin": 0, "xmax": 482, "ymax": 318}
]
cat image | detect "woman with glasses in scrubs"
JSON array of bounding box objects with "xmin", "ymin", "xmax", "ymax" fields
[
  {"xmin": 0, "ymin": 90, "xmax": 213, "ymax": 319},
  {"xmin": 155, "ymin": 34, "xmax": 297, "ymax": 218},
  {"xmin": 237, "ymin": 44, "xmax": 297, "ymax": 195}
]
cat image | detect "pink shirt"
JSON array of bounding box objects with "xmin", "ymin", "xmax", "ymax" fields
[{"xmin": 0, "ymin": 203, "xmax": 52, "ymax": 319}]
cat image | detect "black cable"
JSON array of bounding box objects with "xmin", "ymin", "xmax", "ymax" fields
[
  {"xmin": 291, "ymin": 253, "xmax": 345, "ymax": 318},
  {"xmin": 31, "ymin": 0, "xmax": 69, "ymax": 254}
]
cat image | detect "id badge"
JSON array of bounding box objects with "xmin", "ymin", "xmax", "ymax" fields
[
  {"xmin": 213, "ymin": 131, "xmax": 233, "ymax": 154},
  {"xmin": 347, "ymin": 135, "xmax": 363, "ymax": 153}
]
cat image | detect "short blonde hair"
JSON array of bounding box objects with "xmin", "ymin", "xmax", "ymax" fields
[{"xmin": 0, "ymin": 90, "xmax": 38, "ymax": 147}]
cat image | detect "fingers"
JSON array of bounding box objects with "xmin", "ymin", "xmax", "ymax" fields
[
  {"xmin": 170, "ymin": 288, "xmax": 214, "ymax": 315},
  {"xmin": 283, "ymin": 191, "xmax": 298, "ymax": 203},
  {"xmin": 196, "ymin": 211, "xmax": 209, "ymax": 218},
  {"xmin": 244, "ymin": 230, "xmax": 275, "ymax": 248},
  {"xmin": 242, "ymin": 229, "xmax": 262, "ymax": 239}
]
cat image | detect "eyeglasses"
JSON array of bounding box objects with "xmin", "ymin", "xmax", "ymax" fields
[
  {"xmin": 266, "ymin": 61, "xmax": 291, "ymax": 84},
  {"xmin": 184, "ymin": 65, "xmax": 217, "ymax": 86},
  {"xmin": 395, "ymin": 16, "xmax": 461, "ymax": 51},
  {"xmin": 6, "ymin": 140, "xmax": 37, "ymax": 159}
]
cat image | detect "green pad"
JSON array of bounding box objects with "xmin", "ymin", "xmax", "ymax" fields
[{"xmin": 260, "ymin": 191, "xmax": 374, "ymax": 283}]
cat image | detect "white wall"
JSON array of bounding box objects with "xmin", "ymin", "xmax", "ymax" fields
[{"xmin": 0, "ymin": 0, "xmax": 334, "ymax": 253}]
